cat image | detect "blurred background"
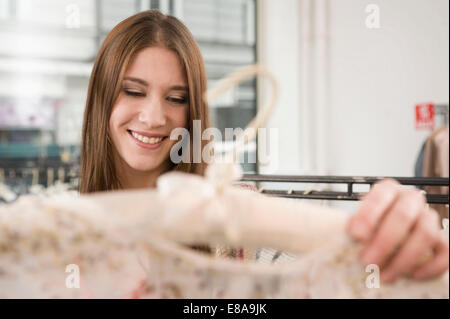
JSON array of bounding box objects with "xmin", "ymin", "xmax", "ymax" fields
[{"xmin": 0, "ymin": 0, "xmax": 448, "ymax": 205}]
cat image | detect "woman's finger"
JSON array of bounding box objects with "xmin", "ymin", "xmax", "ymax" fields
[
  {"xmin": 347, "ymin": 179, "xmax": 402, "ymax": 242},
  {"xmin": 412, "ymin": 233, "xmax": 449, "ymax": 280},
  {"xmin": 379, "ymin": 209, "xmax": 440, "ymax": 283},
  {"xmin": 359, "ymin": 189, "xmax": 425, "ymax": 268}
]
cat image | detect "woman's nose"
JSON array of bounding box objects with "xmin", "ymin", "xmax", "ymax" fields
[{"xmin": 138, "ymin": 97, "xmax": 167, "ymax": 128}]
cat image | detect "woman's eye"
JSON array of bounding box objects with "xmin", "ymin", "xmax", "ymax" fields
[
  {"xmin": 124, "ymin": 89, "xmax": 145, "ymax": 97},
  {"xmin": 167, "ymin": 96, "xmax": 187, "ymax": 104}
]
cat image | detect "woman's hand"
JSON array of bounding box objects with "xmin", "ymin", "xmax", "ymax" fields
[{"xmin": 347, "ymin": 179, "xmax": 449, "ymax": 283}]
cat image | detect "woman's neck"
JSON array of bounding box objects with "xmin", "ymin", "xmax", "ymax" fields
[{"xmin": 114, "ymin": 156, "xmax": 173, "ymax": 190}]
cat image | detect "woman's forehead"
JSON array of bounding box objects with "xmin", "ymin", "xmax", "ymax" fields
[{"xmin": 125, "ymin": 47, "xmax": 187, "ymax": 88}]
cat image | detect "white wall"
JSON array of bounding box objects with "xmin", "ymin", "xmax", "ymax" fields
[
  {"xmin": 328, "ymin": 0, "xmax": 449, "ymax": 177},
  {"xmin": 258, "ymin": 0, "xmax": 448, "ymax": 177},
  {"xmin": 257, "ymin": 0, "xmax": 302, "ymax": 175}
]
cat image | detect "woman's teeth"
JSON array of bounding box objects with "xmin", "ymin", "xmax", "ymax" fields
[{"xmin": 131, "ymin": 131, "xmax": 164, "ymax": 144}]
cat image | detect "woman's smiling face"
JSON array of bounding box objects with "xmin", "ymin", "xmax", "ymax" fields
[{"xmin": 109, "ymin": 46, "xmax": 189, "ymax": 175}]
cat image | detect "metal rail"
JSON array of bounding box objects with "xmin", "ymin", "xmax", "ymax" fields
[{"xmin": 240, "ymin": 174, "xmax": 449, "ymax": 205}]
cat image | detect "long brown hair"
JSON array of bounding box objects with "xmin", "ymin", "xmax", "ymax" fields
[{"xmin": 80, "ymin": 10, "xmax": 211, "ymax": 193}]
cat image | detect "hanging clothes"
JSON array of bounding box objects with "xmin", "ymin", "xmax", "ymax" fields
[
  {"xmin": 422, "ymin": 126, "xmax": 449, "ymax": 221},
  {"xmin": 414, "ymin": 142, "xmax": 426, "ymax": 190},
  {"xmin": 415, "ymin": 142, "xmax": 426, "ymax": 177}
]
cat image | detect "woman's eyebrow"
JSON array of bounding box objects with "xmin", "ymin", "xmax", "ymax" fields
[
  {"xmin": 123, "ymin": 77, "xmax": 187, "ymax": 91},
  {"xmin": 123, "ymin": 76, "xmax": 148, "ymax": 86},
  {"xmin": 170, "ymin": 85, "xmax": 188, "ymax": 91}
]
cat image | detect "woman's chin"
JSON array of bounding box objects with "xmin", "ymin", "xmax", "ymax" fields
[
  {"xmin": 129, "ymin": 163, "xmax": 162, "ymax": 172},
  {"xmin": 125, "ymin": 157, "xmax": 170, "ymax": 173}
]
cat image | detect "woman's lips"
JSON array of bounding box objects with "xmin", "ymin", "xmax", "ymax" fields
[{"xmin": 127, "ymin": 130, "xmax": 167, "ymax": 150}]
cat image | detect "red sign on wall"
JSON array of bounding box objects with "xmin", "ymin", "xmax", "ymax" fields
[{"xmin": 415, "ymin": 103, "xmax": 435, "ymax": 130}]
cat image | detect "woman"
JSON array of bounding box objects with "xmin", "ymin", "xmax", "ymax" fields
[
  {"xmin": 80, "ymin": 10, "xmax": 448, "ymax": 284},
  {"xmin": 80, "ymin": 10, "xmax": 210, "ymax": 193}
]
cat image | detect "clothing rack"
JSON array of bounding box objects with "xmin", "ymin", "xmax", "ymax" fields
[
  {"xmin": 1, "ymin": 165, "xmax": 448, "ymax": 205},
  {"xmin": 434, "ymin": 103, "xmax": 449, "ymax": 126},
  {"xmin": 240, "ymin": 174, "xmax": 449, "ymax": 205},
  {"xmin": 0, "ymin": 158, "xmax": 79, "ymax": 195}
]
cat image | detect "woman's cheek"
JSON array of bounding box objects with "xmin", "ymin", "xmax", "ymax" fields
[
  {"xmin": 173, "ymin": 105, "xmax": 189, "ymax": 129},
  {"xmin": 108, "ymin": 110, "xmax": 118, "ymax": 142},
  {"xmin": 109, "ymin": 103, "xmax": 130, "ymax": 149},
  {"xmin": 109, "ymin": 109, "xmax": 121, "ymax": 143}
]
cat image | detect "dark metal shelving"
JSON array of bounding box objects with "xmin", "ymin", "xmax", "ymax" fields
[{"xmin": 241, "ymin": 174, "xmax": 449, "ymax": 205}]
